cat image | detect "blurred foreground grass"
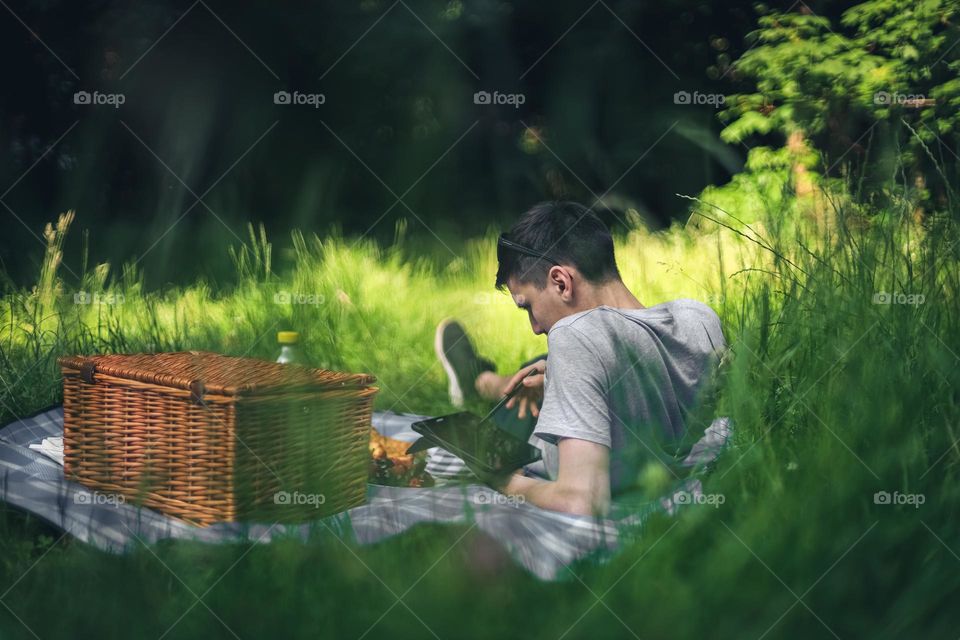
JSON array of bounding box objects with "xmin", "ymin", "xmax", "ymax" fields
[{"xmin": 0, "ymin": 195, "xmax": 957, "ymax": 638}]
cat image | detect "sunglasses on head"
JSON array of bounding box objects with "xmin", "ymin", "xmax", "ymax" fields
[{"xmin": 496, "ymin": 234, "xmax": 561, "ymax": 266}]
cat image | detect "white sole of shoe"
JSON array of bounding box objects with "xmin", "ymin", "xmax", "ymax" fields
[{"xmin": 435, "ymin": 319, "xmax": 465, "ymax": 408}]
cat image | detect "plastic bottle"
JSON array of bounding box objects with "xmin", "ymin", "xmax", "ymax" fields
[{"xmin": 276, "ymin": 331, "xmax": 307, "ymax": 365}]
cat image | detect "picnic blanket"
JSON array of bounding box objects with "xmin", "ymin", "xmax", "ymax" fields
[{"xmin": 0, "ymin": 405, "xmax": 731, "ymax": 581}]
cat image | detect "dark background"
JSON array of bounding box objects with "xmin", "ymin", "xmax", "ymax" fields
[{"xmin": 0, "ymin": 0, "xmax": 837, "ymax": 287}]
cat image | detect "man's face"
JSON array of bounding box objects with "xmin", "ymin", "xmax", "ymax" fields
[{"xmin": 507, "ymin": 275, "xmax": 570, "ymax": 335}]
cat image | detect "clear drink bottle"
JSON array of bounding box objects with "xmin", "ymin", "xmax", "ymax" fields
[{"xmin": 276, "ymin": 331, "xmax": 306, "ymax": 365}]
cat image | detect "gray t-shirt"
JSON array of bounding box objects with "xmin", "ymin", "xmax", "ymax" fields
[{"xmin": 530, "ymin": 299, "xmax": 727, "ymax": 493}]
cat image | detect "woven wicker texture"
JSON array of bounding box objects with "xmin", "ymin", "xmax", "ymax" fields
[
  {"xmin": 59, "ymin": 351, "xmax": 378, "ymax": 526},
  {"xmin": 58, "ymin": 351, "xmax": 375, "ymax": 395}
]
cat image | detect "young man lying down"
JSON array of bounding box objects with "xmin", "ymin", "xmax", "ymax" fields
[{"xmin": 434, "ymin": 201, "xmax": 727, "ymax": 517}]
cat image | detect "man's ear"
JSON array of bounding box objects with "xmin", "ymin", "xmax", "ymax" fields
[{"xmin": 549, "ymin": 265, "xmax": 574, "ymax": 300}]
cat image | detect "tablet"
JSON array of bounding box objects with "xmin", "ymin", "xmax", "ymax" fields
[{"xmin": 408, "ymin": 411, "xmax": 542, "ymax": 476}]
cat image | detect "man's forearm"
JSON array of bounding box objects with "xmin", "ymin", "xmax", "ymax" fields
[{"xmin": 498, "ymin": 473, "xmax": 602, "ymax": 516}]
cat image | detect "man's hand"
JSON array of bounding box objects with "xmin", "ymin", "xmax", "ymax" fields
[{"xmin": 503, "ymin": 359, "xmax": 546, "ymax": 419}]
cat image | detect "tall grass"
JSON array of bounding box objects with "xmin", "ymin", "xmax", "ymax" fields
[
  {"xmin": 1, "ymin": 209, "xmax": 767, "ymax": 421},
  {"xmin": 0, "ymin": 186, "xmax": 957, "ymax": 638}
]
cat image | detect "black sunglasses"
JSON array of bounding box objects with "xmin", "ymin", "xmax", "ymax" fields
[{"xmin": 496, "ymin": 234, "xmax": 561, "ymax": 265}]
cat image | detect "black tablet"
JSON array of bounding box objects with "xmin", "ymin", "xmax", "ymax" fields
[{"xmin": 408, "ymin": 411, "xmax": 542, "ymax": 476}]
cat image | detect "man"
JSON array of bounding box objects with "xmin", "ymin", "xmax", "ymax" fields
[{"xmin": 435, "ymin": 201, "xmax": 727, "ymax": 517}]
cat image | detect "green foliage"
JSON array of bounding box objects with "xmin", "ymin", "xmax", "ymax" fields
[
  {"xmin": 720, "ymin": 0, "xmax": 960, "ymax": 205},
  {"xmin": 0, "ymin": 185, "xmax": 957, "ymax": 636},
  {"xmin": 689, "ymin": 146, "xmax": 803, "ymax": 226},
  {"xmin": 0, "ymin": 212, "xmax": 765, "ymax": 421},
  {"xmin": 2, "ymin": 3, "xmax": 957, "ymax": 633}
]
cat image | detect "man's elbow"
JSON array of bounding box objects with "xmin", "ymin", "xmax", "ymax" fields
[{"xmin": 561, "ymin": 486, "xmax": 610, "ymax": 517}]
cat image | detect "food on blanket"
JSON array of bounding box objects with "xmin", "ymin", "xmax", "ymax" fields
[{"xmin": 368, "ymin": 428, "xmax": 434, "ymax": 487}]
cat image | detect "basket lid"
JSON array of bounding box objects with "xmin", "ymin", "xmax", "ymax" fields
[{"xmin": 57, "ymin": 351, "xmax": 376, "ymax": 397}]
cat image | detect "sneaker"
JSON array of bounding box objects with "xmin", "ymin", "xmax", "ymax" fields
[{"xmin": 434, "ymin": 318, "xmax": 495, "ymax": 407}]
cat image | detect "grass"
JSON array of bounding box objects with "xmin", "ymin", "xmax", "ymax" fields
[{"xmin": 0, "ymin": 186, "xmax": 957, "ymax": 638}]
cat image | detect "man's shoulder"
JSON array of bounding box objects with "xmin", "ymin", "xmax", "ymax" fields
[
  {"xmin": 549, "ymin": 306, "xmax": 605, "ymax": 333},
  {"xmin": 546, "ymin": 307, "xmax": 627, "ymax": 345},
  {"xmin": 546, "ymin": 306, "xmax": 657, "ymax": 354},
  {"xmin": 661, "ymin": 298, "xmax": 723, "ymax": 329},
  {"xmin": 549, "ymin": 298, "xmax": 720, "ymax": 332},
  {"xmin": 547, "ymin": 298, "xmax": 724, "ymax": 350}
]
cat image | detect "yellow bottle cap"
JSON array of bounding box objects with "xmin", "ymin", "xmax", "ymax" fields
[{"xmin": 277, "ymin": 331, "xmax": 299, "ymax": 344}]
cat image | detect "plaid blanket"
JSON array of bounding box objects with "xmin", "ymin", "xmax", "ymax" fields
[{"xmin": 0, "ymin": 405, "xmax": 730, "ymax": 581}]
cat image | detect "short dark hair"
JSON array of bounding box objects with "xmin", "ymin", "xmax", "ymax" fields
[{"xmin": 495, "ymin": 201, "xmax": 621, "ymax": 291}]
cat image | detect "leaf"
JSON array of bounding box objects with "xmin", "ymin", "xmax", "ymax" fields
[{"xmin": 721, "ymin": 111, "xmax": 775, "ymax": 143}]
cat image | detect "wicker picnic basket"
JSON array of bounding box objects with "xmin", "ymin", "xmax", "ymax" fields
[{"xmin": 58, "ymin": 351, "xmax": 378, "ymax": 526}]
